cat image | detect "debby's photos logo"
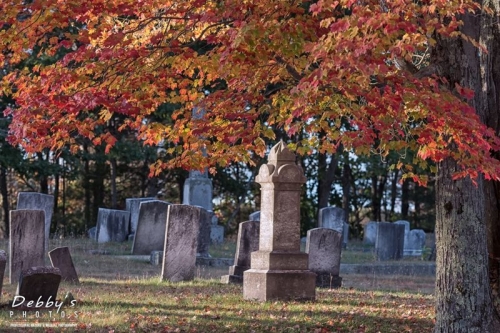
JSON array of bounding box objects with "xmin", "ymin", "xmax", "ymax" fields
[{"xmin": 7, "ymin": 295, "xmax": 80, "ymax": 328}]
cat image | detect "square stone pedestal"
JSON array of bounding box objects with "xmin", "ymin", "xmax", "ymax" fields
[{"xmin": 243, "ymin": 269, "xmax": 316, "ymax": 301}]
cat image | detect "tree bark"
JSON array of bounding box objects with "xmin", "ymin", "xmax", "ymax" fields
[
  {"xmin": 435, "ymin": 160, "xmax": 498, "ymax": 332},
  {"xmin": 433, "ymin": 1, "xmax": 500, "ymax": 330}
]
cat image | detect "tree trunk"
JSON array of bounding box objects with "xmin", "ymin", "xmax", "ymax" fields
[
  {"xmin": 0, "ymin": 166, "xmax": 9, "ymax": 238},
  {"xmin": 317, "ymin": 152, "xmax": 338, "ymax": 212},
  {"xmin": 83, "ymin": 143, "xmax": 92, "ymax": 230},
  {"xmin": 435, "ymin": 159, "xmax": 498, "ymax": 332},
  {"xmin": 432, "ymin": 1, "xmax": 500, "ymax": 330},
  {"xmin": 401, "ymin": 179, "xmax": 409, "ymax": 219},
  {"xmin": 341, "ymin": 160, "xmax": 351, "ymax": 224}
]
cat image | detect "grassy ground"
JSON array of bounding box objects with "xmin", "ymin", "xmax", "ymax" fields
[{"xmin": 0, "ymin": 238, "xmax": 435, "ymax": 332}]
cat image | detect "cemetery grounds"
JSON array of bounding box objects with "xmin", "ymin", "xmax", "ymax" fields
[{"xmin": 0, "ymin": 238, "xmax": 435, "ymax": 332}]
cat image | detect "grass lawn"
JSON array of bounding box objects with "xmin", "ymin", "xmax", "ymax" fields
[{"xmin": 0, "ymin": 238, "xmax": 435, "ymax": 332}]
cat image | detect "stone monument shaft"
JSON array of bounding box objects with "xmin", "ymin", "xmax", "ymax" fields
[{"xmin": 243, "ymin": 141, "xmax": 316, "ymax": 301}]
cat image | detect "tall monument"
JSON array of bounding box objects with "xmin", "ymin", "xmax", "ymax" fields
[{"xmin": 243, "ymin": 141, "xmax": 316, "ymax": 301}]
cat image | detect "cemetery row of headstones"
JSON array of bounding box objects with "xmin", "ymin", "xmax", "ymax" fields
[{"xmin": 364, "ymin": 220, "xmax": 427, "ymax": 260}]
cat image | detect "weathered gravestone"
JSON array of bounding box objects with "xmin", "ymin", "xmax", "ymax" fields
[
  {"xmin": 222, "ymin": 221, "xmax": 260, "ymax": 284},
  {"xmin": 150, "ymin": 251, "xmax": 163, "ymax": 266},
  {"xmin": 17, "ymin": 192, "xmax": 54, "ymax": 253},
  {"xmin": 210, "ymin": 213, "xmax": 225, "ymax": 244},
  {"xmin": 196, "ymin": 208, "xmax": 212, "ymax": 258},
  {"xmin": 125, "ymin": 197, "xmax": 156, "ymax": 235},
  {"xmin": 249, "ymin": 211, "xmax": 260, "ymax": 221},
  {"xmin": 161, "ymin": 205, "xmax": 200, "ymax": 282},
  {"xmin": 318, "ymin": 207, "xmax": 349, "ymax": 248},
  {"xmin": 375, "ymin": 222, "xmax": 405, "ymax": 261},
  {"xmin": 363, "ymin": 221, "xmax": 378, "ymax": 245},
  {"xmin": 306, "ymin": 228, "xmax": 343, "ymax": 288},
  {"xmin": 10, "ymin": 210, "xmax": 45, "ymax": 284},
  {"xmin": 394, "ymin": 220, "xmax": 410, "ymax": 253},
  {"xmin": 0, "ymin": 251, "xmax": 6, "ymax": 300},
  {"xmin": 96, "ymin": 208, "xmax": 130, "ymax": 243},
  {"xmin": 16, "ymin": 266, "xmax": 61, "ymax": 303},
  {"xmin": 407, "ymin": 229, "xmax": 426, "ymax": 256},
  {"xmin": 88, "ymin": 226, "xmax": 97, "ymax": 240},
  {"xmin": 131, "ymin": 200, "xmax": 170, "ymax": 255},
  {"xmin": 48, "ymin": 247, "xmax": 79, "ymax": 284},
  {"xmin": 243, "ymin": 141, "xmax": 316, "ymax": 301}
]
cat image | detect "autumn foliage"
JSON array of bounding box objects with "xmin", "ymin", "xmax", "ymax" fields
[{"xmin": 1, "ymin": 0, "xmax": 498, "ymax": 182}]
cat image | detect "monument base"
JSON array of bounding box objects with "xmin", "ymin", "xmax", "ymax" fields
[
  {"xmin": 243, "ymin": 269, "xmax": 316, "ymax": 301},
  {"xmin": 221, "ymin": 274, "xmax": 242, "ymax": 284},
  {"xmin": 316, "ymin": 274, "xmax": 342, "ymax": 288}
]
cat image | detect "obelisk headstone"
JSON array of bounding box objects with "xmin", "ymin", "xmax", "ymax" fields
[{"xmin": 243, "ymin": 141, "xmax": 316, "ymax": 301}]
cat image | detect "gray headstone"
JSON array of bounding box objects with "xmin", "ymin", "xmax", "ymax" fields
[
  {"xmin": 88, "ymin": 226, "xmax": 97, "ymax": 240},
  {"xmin": 211, "ymin": 225, "xmax": 225, "ymax": 244},
  {"xmin": 249, "ymin": 211, "xmax": 260, "ymax": 221},
  {"xmin": 183, "ymin": 177, "xmax": 213, "ymax": 211},
  {"xmin": 0, "ymin": 251, "xmax": 6, "ymax": 300},
  {"xmin": 150, "ymin": 251, "xmax": 163, "ymax": 266},
  {"xmin": 10, "ymin": 210, "xmax": 46, "ymax": 284},
  {"xmin": 394, "ymin": 220, "xmax": 410, "ymax": 251},
  {"xmin": 406, "ymin": 229, "xmax": 426, "ymax": 256},
  {"xmin": 306, "ymin": 228, "xmax": 343, "ymax": 288},
  {"xmin": 222, "ymin": 221, "xmax": 260, "ymax": 284},
  {"xmin": 17, "ymin": 192, "xmax": 54, "ymax": 254},
  {"xmin": 96, "ymin": 208, "xmax": 130, "ymax": 243},
  {"xmin": 318, "ymin": 207, "xmax": 345, "ymax": 233},
  {"xmin": 125, "ymin": 197, "xmax": 156, "ymax": 234},
  {"xmin": 131, "ymin": 200, "xmax": 170, "ymax": 255},
  {"xmin": 363, "ymin": 221, "xmax": 378, "ymax": 244},
  {"xmin": 197, "ymin": 208, "xmax": 212, "ymax": 258},
  {"xmin": 48, "ymin": 247, "xmax": 79, "ymax": 284},
  {"xmin": 161, "ymin": 205, "xmax": 200, "ymax": 282},
  {"xmin": 16, "ymin": 266, "xmax": 61, "ymax": 303},
  {"xmin": 343, "ymin": 222, "xmax": 349, "ymax": 248},
  {"xmin": 375, "ymin": 222, "xmax": 405, "ymax": 261}
]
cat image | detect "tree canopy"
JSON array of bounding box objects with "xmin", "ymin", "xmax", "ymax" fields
[{"xmin": 1, "ymin": 0, "xmax": 499, "ymax": 184}]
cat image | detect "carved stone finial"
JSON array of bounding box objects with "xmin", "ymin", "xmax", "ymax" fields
[{"xmin": 268, "ymin": 140, "xmax": 296, "ymax": 164}]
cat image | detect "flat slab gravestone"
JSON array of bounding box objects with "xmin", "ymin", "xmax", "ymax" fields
[
  {"xmin": 318, "ymin": 207, "xmax": 349, "ymax": 247},
  {"xmin": 16, "ymin": 266, "xmax": 61, "ymax": 303},
  {"xmin": 375, "ymin": 222, "xmax": 405, "ymax": 261},
  {"xmin": 10, "ymin": 210, "xmax": 46, "ymax": 284},
  {"xmin": 96, "ymin": 208, "xmax": 130, "ymax": 243},
  {"xmin": 161, "ymin": 205, "xmax": 200, "ymax": 282},
  {"xmin": 363, "ymin": 221, "xmax": 378, "ymax": 245},
  {"xmin": 222, "ymin": 221, "xmax": 260, "ymax": 284},
  {"xmin": 17, "ymin": 192, "xmax": 54, "ymax": 254},
  {"xmin": 131, "ymin": 200, "xmax": 170, "ymax": 255},
  {"xmin": 125, "ymin": 197, "xmax": 156, "ymax": 235},
  {"xmin": 48, "ymin": 247, "xmax": 79, "ymax": 284},
  {"xmin": 407, "ymin": 229, "xmax": 426, "ymax": 256},
  {"xmin": 0, "ymin": 251, "xmax": 6, "ymax": 300},
  {"xmin": 394, "ymin": 220, "xmax": 410, "ymax": 253},
  {"xmin": 306, "ymin": 228, "xmax": 343, "ymax": 288}
]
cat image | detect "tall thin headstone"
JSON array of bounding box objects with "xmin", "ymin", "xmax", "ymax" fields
[
  {"xmin": 182, "ymin": 107, "xmax": 224, "ymax": 243},
  {"xmin": 161, "ymin": 205, "xmax": 200, "ymax": 282},
  {"xmin": 17, "ymin": 192, "xmax": 54, "ymax": 253},
  {"xmin": 48, "ymin": 247, "xmax": 79, "ymax": 284},
  {"xmin": 125, "ymin": 197, "xmax": 156, "ymax": 235},
  {"xmin": 243, "ymin": 141, "xmax": 316, "ymax": 301},
  {"xmin": 306, "ymin": 228, "xmax": 343, "ymax": 288},
  {"xmin": 249, "ymin": 211, "xmax": 260, "ymax": 221},
  {"xmin": 10, "ymin": 210, "xmax": 46, "ymax": 284},
  {"xmin": 131, "ymin": 200, "xmax": 170, "ymax": 255},
  {"xmin": 221, "ymin": 221, "xmax": 260, "ymax": 284}
]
